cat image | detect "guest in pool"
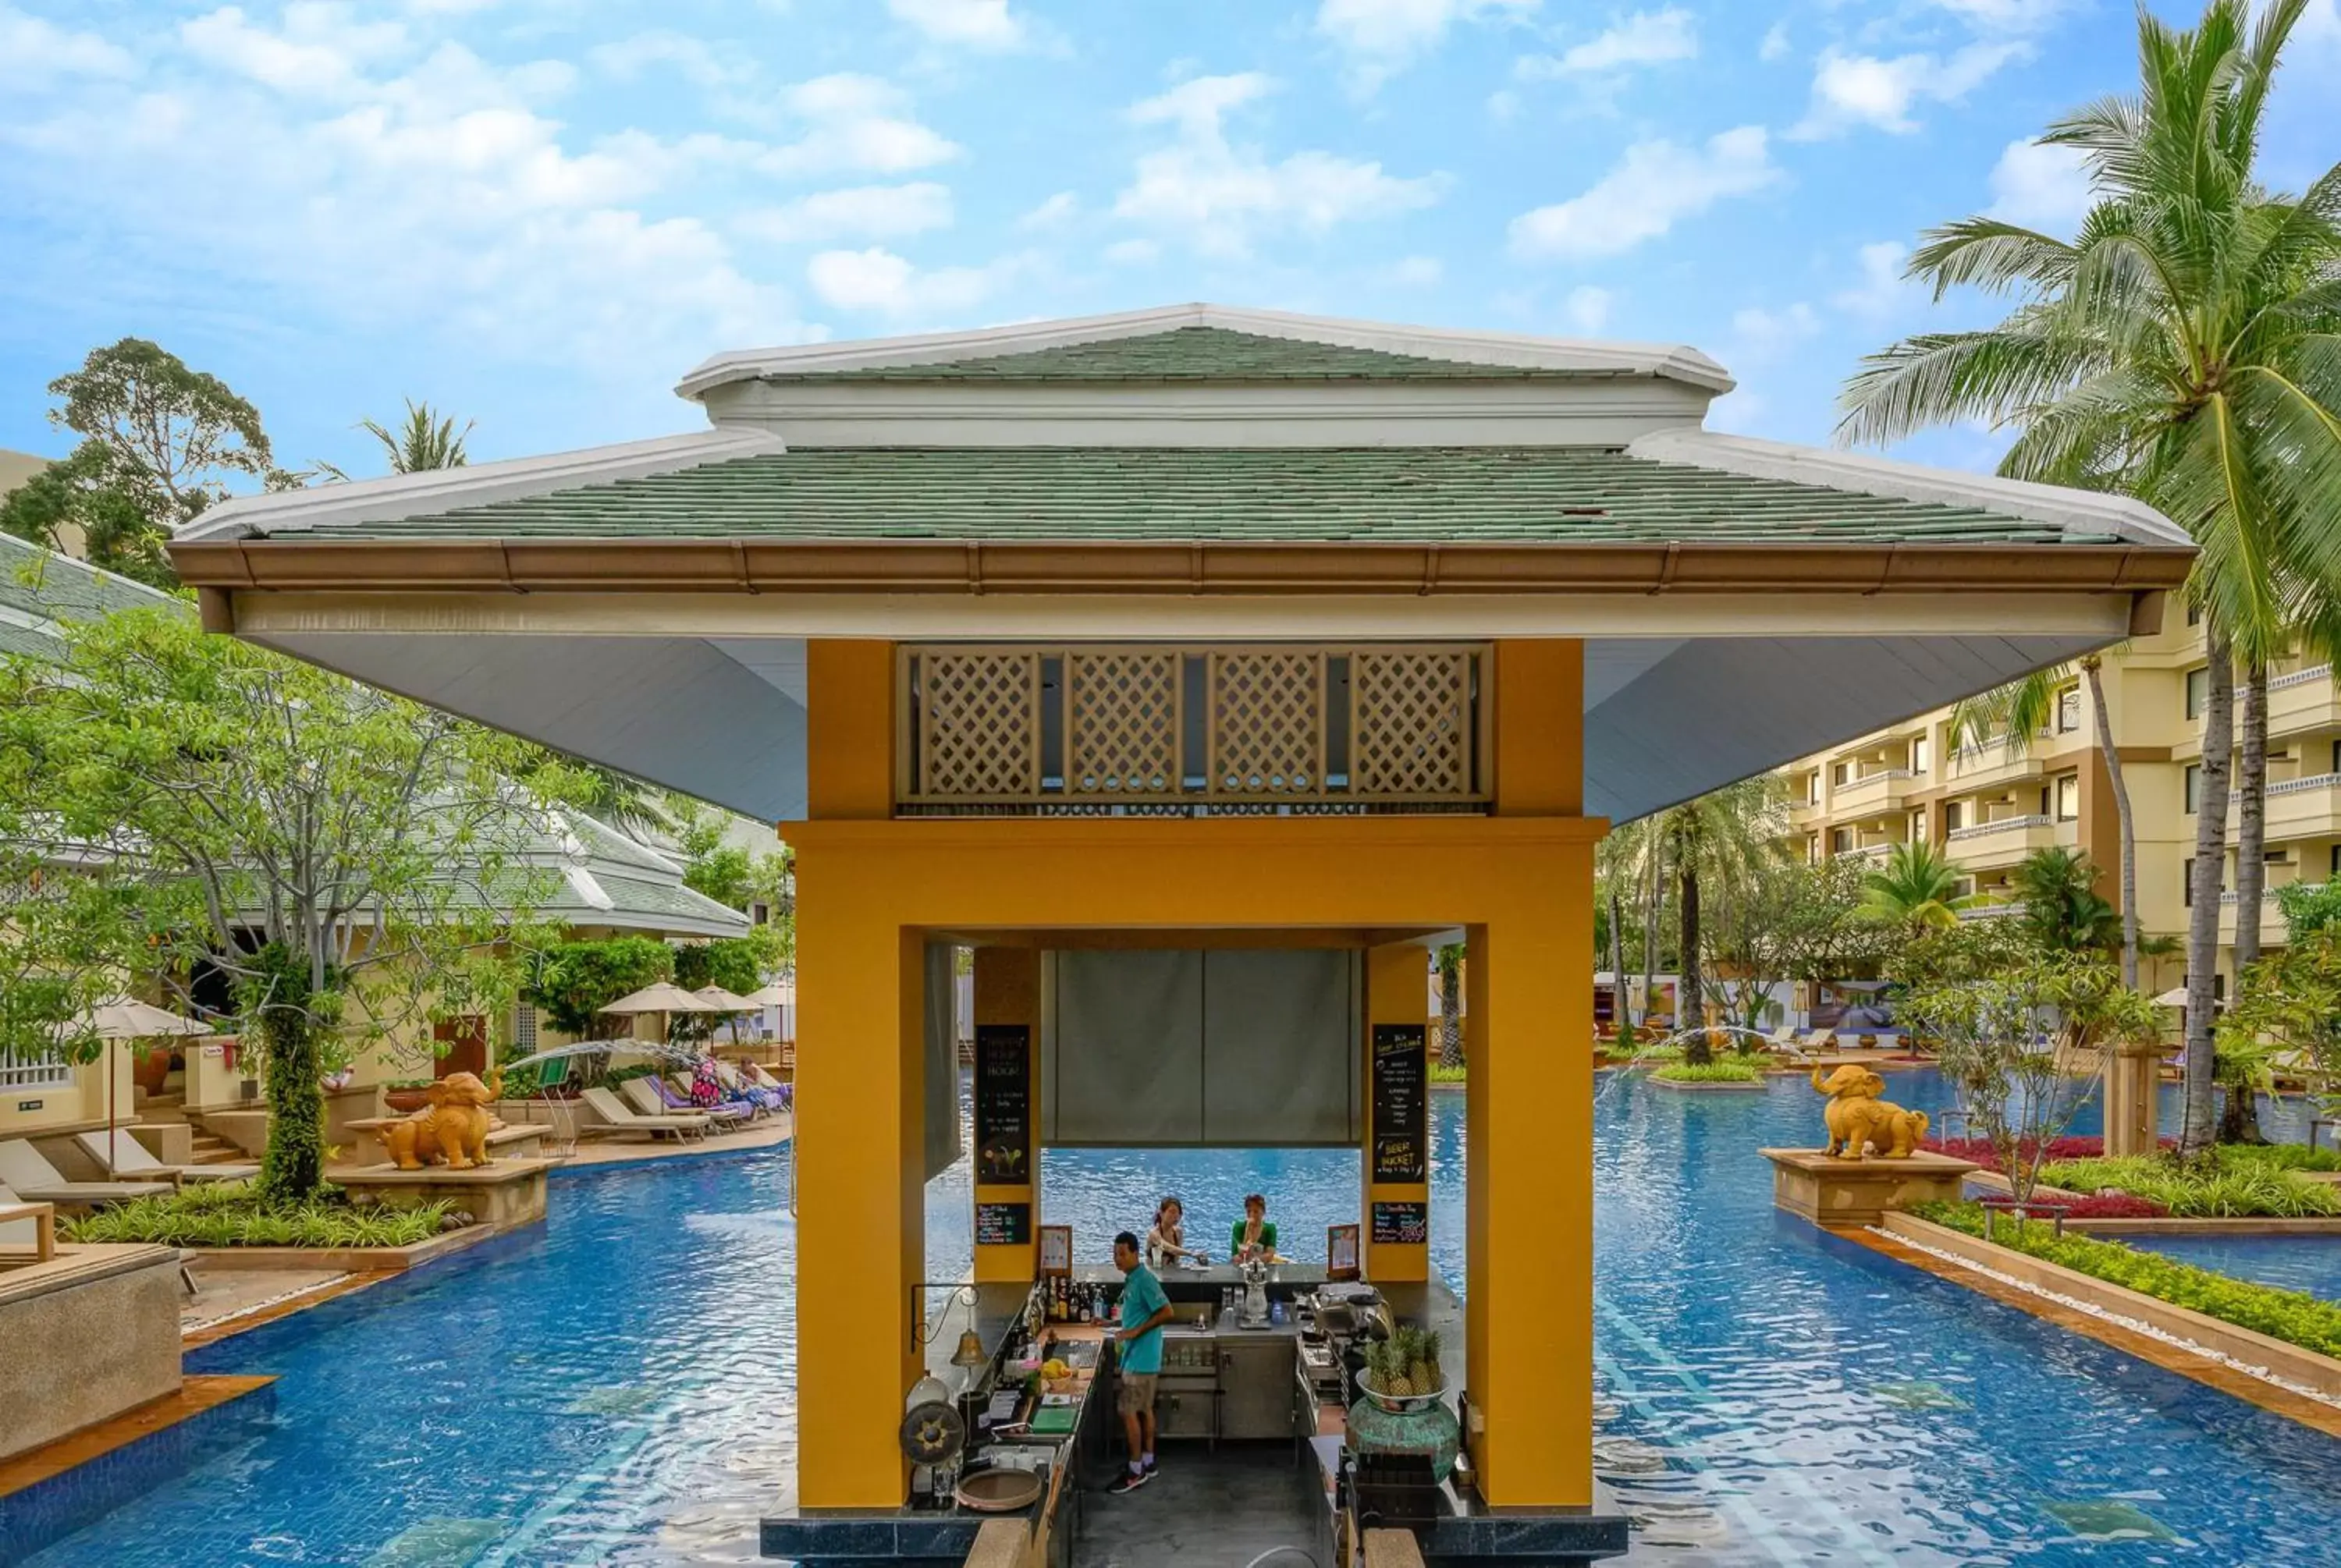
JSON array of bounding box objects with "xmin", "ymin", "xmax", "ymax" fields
[
  {"xmin": 1231, "ymin": 1193, "xmax": 1282, "ymax": 1264},
  {"xmin": 1146, "ymin": 1196, "xmax": 1205, "ymax": 1269}
]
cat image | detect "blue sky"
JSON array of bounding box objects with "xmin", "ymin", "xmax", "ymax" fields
[{"xmin": 2, "ymin": 0, "xmax": 2336, "ymax": 480}]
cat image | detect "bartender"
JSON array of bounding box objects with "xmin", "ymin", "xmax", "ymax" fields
[{"xmin": 1230, "ymin": 1193, "xmax": 1283, "ymax": 1264}]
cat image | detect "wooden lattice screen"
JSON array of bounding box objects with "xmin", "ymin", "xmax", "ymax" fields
[
  {"xmin": 915, "ymin": 650, "xmax": 1040, "ymax": 799},
  {"xmin": 903, "ymin": 644, "xmax": 1486, "ymax": 807},
  {"xmin": 1351, "ymin": 648, "xmax": 1474, "ymax": 799},
  {"xmin": 1067, "ymin": 650, "xmax": 1181, "ymax": 796},
  {"xmin": 1208, "ymin": 651, "xmax": 1325, "ymax": 796}
]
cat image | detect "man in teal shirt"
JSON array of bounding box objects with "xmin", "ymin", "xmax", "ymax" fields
[{"xmin": 1109, "ymin": 1229, "xmax": 1174, "ymax": 1493}]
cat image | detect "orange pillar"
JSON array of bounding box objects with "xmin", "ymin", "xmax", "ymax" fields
[
  {"xmin": 795, "ymin": 640, "xmax": 929, "ymax": 1509},
  {"xmin": 1363, "ymin": 941, "xmax": 1431, "ymax": 1283}
]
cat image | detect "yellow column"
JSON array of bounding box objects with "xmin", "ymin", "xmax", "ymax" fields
[
  {"xmin": 1494, "ymin": 640, "xmax": 1583, "ymax": 816},
  {"xmin": 972, "ymin": 946, "xmax": 1041, "ymax": 1283},
  {"xmin": 1362, "ymin": 941, "xmax": 1430, "ymax": 1283},
  {"xmin": 796, "ymin": 640, "xmax": 928, "ymax": 1509}
]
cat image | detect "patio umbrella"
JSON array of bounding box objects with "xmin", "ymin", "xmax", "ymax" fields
[
  {"xmin": 599, "ymin": 981, "xmax": 719, "ymax": 1046},
  {"xmin": 692, "ymin": 985, "xmax": 755, "ymax": 1046},
  {"xmin": 741, "ymin": 982, "xmax": 794, "ymax": 1008},
  {"xmin": 55, "ymin": 998, "xmax": 215, "ymax": 1176}
]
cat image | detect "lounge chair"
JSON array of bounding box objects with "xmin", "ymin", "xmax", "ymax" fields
[
  {"xmin": 624, "ymin": 1074, "xmax": 751, "ymax": 1130},
  {"xmin": 579, "ymin": 1086, "xmax": 711, "ymax": 1142},
  {"xmin": 1, "ymin": 1180, "xmax": 53, "ymax": 1254},
  {"xmin": 1797, "ymin": 1028, "xmax": 1840, "ymax": 1056},
  {"xmin": 73, "ymin": 1129, "xmax": 259, "ymax": 1185},
  {"xmin": 712, "ymin": 1062, "xmax": 784, "ymax": 1116},
  {"xmin": 745, "ymin": 1062, "xmax": 793, "ymax": 1109},
  {"xmin": 0, "ymin": 1138, "xmax": 173, "ymax": 1208}
]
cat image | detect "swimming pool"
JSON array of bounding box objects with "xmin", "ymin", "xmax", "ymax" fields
[
  {"xmin": 16, "ymin": 1070, "xmax": 2341, "ymax": 1566},
  {"xmin": 2118, "ymin": 1233, "xmax": 2341, "ymax": 1303}
]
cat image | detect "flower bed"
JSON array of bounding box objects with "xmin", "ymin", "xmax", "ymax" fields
[
  {"xmin": 2035, "ymin": 1155, "xmax": 2341, "ymax": 1219},
  {"xmin": 1652, "ymin": 1060, "xmax": 1761, "ymax": 1084},
  {"xmin": 62, "ymin": 1180, "xmax": 460, "ymax": 1248},
  {"xmin": 1985, "ymin": 1190, "xmax": 2169, "ymax": 1219},
  {"xmin": 1909, "ymin": 1200, "xmax": 2341, "ymax": 1359}
]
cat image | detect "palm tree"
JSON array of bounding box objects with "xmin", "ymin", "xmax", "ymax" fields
[
  {"xmin": 1859, "ymin": 840, "xmax": 1981, "ymax": 931},
  {"xmin": 1949, "ymin": 652, "xmax": 2141, "ymax": 984},
  {"xmin": 1596, "ymin": 819, "xmax": 1649, "ymax": 1039},
  {"xmin": 1433, "ymin": 942, "xmax": 1464, "ymax": 1069},
  {"xmin": 364, "ymin": 399, "xmax": 474, "ymax": 473},
  {"xmin": 1654, "ymin": 776, "xmax": 1784, "ymax": 1064},
  {"xmin": 2011, "ymin": 846, "xmax": 2124, "ymax": 953},
  {"xmin": 1837, "ymin": 0, "xmax": 2341, "ymax": 1148}
]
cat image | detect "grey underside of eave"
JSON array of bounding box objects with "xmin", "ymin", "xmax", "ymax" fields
[{"xmin": 247, "ymin": 629, "xmax": 2103, "ymax": 828}]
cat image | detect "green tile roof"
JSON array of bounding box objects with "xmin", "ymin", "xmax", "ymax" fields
[
  {"xmin": 0, "ymin": 534, "xmax": 185, "ymax": 662},
  {"xmin": 297, "ymin": 446, "xmax": 2119, "ymax": 548},
  {"xmin": 782, "ymin": 326, "xmax": 1573, "ymax": 382}
]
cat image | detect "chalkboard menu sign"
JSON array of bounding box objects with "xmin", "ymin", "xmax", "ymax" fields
[
  {"xmin": 975, "ymin": 1023, "xmax": 1032, "ymax": 1184},
  {"xmin": 1371, "ymin": 1023, "xmax": 1428, "ymax": 1183},
  {"xmin": 976, "ymin": 1201, "xmax": 1031, "ymax": 1247},
  {"xmin": 1371, "ymin": 1201, "xmax": 1428, "ymax": 1247}
]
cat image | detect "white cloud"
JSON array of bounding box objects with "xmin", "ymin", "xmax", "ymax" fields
[
  {"xmin": 590, "ymin": 30, "xmax": 751, "ymax": 89},
  {"xmin": 762, "ymin": 74, "xmax": 961, "ymax": 176},
  {"xmin": 1508, "ymin": 125, "xmax": 1780, "ymax": 261},
  {"xmin": 1316, "ymin": 0, "xmax": 1539, "ymax": 89},
  {"xmin": 0, "ymin": 4, "xmax": 137, "ymax": 82},
  {"xmin": 1564, "ymin": 284, "xmax": 1612, "ymax": 332},
  {"xmin": 1103, "ymin": 237, "xmax": 1160, "ymax": 265},
  {"xmin": 1728, "ymin": 301, "xmax": 1820, "ymax": 360},
  {"xmin": 1831, "ymin": 240, "xmax": 1915, "ymax": 321},
  {"xmin": 805, "ymin": 245, "xmax": 1019, "ymax": 316},
  {"xmin": 739, "ymin": 182, "xmax": 954, "ymax": 243},
  {"xmin": 1985, "ymin": 137, "xmax": 2092, "ymax": 233},
  {"xmin": 1018, "ymin": 190, "xmax": 1078, "ymax": 230},
  {"xmin": 1927, "ymin": 0, "xmax": 2076, "ymax": 31},
  {"xmin": 1758, "ymin": 22, "xmax": 1790, "ymax": 63},
  {"xmin": 1387, "ymin": 255, "xmax": 1444, "ymax": 286},
  {"xmin": 180, "ymin": 3, "xmax": 409, "ymax": 98},
  {"xmin": 885, "ymin": 0, "xmax": 1026, "ymax": 51},
  {"xmin": 1792, "ymin": 41, "xmax": 2029, "ymax": 137},
  {"xmin": 1519, "ymin": 9, "xmax": 1696, "ymax": 76},
  {"xmin": 1114, "ymin": 73, "xmax": 1447, "ymax": 258}
]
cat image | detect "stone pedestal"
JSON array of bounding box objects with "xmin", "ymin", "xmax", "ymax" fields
[
  {"xmin": 1761, "ymin": 1148, "xmax": 1980, "ymax": 1229},
  {"xmin": 2103, "ymin": 1043, "xmax": 2176, "ymax": 1157},
  {"xmin": 334, "ymin": 1156, "xmax": 555, "ymax": 1229},
  {"xmin": 0, "ymin": 1243, "xmax": 183, "ymax": 1461}
]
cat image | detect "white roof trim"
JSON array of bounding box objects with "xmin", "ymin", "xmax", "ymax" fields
[
  {"xmin": 676, "ymin": 303, "xmax": 1735, "ymax": 400},
  {"xmin": 177, "ymin": 428, "xmax": 789, "ymax": 541},
  {"xmin": 1625, "ymin": 429, "xmax": 2191, "ymax": 548},
  {"xmin": 563, "ymin": 865, "xmax": 616, "ymax": 912}
]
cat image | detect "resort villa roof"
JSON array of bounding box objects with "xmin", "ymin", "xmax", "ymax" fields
[{"xmin": 172, "ymin": 303, "xmax": 2193, "ymax": 828}]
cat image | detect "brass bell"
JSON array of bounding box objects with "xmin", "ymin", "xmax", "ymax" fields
[{"xmin": 950, "ymin": 1329, "xmax": 988, "ymax": 1368}]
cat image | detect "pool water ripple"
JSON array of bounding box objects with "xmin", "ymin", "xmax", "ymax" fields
[{"xmin": 16, "ymin": 1070, "xmax": 2341, "ymax": 1566}]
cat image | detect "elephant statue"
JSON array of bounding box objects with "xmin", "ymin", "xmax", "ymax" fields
[
  {"xmin": 375, "ymin": 1070, "xmax": 498, "ymax": 1171},
  {"xmin": 1811, "ymin": 1064, "xmax": 1929, "ymax": 1160}
]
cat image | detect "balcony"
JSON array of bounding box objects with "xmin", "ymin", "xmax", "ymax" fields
[
  {"xmin": 1942, "ymin": 736, "xmax": 2051, "ymax": 792},
  {"xmin": 2176, "ymin": 665, "xmax": 2341, "ymax": 761},
  {"xmin": 1831, "ymin": 768, "xmax": 1917, "ymax": 815},
  {"xmin": 1945, "ymin": 814, "xmax": 2071, "ymax": 871},
  {"xmin": 2217, "ymin": 885, "xmax": 2291, "ymax": 945},
  {"xmin": 1834, "ymin": 843, "xmax": 1899, "ymax": 866},
  {"xmin": 2228, "ymin": 772, "xmax": 2341, "ymax": 840},
  {"xmin": 898, "ymin": 642, "xmax": 1490, "ymax": 816}
]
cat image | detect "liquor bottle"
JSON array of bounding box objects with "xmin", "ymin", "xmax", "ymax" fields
[{"xmin": 1079, "ymin": 1286, "xmax": 1093, "ymax": 1324}]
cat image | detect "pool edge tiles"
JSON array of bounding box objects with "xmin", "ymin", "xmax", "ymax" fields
[
  {"xmin": 0, "ymin": 1377, "xmax": 279, "ymax": 1562},
  {"xmin": 1843, "ymin": 1227, "xmax": 2341, "ymax": 1440}
]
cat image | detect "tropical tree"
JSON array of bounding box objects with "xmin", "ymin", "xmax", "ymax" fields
[
  {"xmin": 1703, "ymin": 854, "xmax": 1885, "ymax": 1032},
  {"xmin": 1654, "ymin": 776, "xmax": 1785, "ymax": 1063},
  {"xmin": 364, "ymin": 399, "xmax": 474, "ymax": 473},
  {"xmin": 1837, "ymin": 0, "xmax": 2341, "ymax": 1148},
  {"xmin": 1950, "ymin": 655, "xmax": 2142, "ymax": 983},
  {"xmin": 0, "ymin": 608, "xmax": 580, "ymax": 1201},
  {"xmin": 1859, "ymin": 840, "xmax": 1980, "ymax": 931},
  {"xmin": 1433, "ymin": 942, "xmax": 1465, "ymax": 1068},
  {"xmin": 2011, "ymin": 846, "xmax": 2124, "ymax": 954},
  {"xmin": 0, "ymin": 339, "xmax": 291, "ymax": 587}
]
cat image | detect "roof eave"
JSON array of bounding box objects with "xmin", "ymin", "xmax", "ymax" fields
[{"xmin": 172, "ymin": 536, "xmax": 2196, "ymax": 599}]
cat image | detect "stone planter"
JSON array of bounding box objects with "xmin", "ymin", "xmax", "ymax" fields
[{"xmin": 1762, "ymin": 1148, "xmax": 1980, "ymax": 1229}]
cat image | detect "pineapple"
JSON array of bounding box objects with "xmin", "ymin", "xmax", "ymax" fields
[
  {"xmin": 1410, "ymin": 1329, "xmax": 1442, "ymax": 1395},
  {"xmin": 1380, "ymin": 1332, "xmax": 1417, "ymax": 1397}
]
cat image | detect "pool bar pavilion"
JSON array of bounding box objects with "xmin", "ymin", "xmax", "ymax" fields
[{"xmin": 172, "ymin": 305, "xmax": 2192, "ymax": 1567}]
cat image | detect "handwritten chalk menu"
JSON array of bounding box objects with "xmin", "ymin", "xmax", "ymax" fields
[
  {"xmin": 1371, "ymin": 1201, "xmax": 1428, "ymax": 1246},
  {"xmin": 1371, "ymin": 1023, "xmax": 1428, "ymax": 1183},
  {"xmin": 976, "ymin": 1202, "xmax": 1031, "ymax": 1247},
  {"xmin": 975, "ymin": 1023, "xmax": 1032, "ymax": 1185}
]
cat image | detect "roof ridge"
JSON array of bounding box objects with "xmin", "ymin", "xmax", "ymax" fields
[{"xmin": 676, "ymin": 304, "xmax": 1732, "ymax": 399}]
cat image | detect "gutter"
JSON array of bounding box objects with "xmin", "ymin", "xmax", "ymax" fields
[{"xmin": 172, "ymin": 537, "xmax": 2195, "ymax": 608}]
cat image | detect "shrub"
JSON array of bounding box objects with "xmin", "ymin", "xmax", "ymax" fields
[
  {"xmin": 1427, "ymin": 1062, "xmax": 1467, "ymax": 1084},
  {"xmin": 524, "ymin": 938, "xmax": 675, "ymax": 1037},
  {"xmin": 2035, "ymin": 1154, "xmax": 2341, "ymax": 1218},
  {"xmin": 2221, "ymin": 1142, "xmax": 2341, "ymax": 1174},
  {"xmin": 62, "ymin": 1182, "xmax": 457, "ymax": 1248},
  {"xmin": 1653, "ymin": 1060, "xmax": 1760, "ymax": 1084},
  {"xmin": 1909, "ymin": 1201, "xmax": 2341, "ymax": 1359}
]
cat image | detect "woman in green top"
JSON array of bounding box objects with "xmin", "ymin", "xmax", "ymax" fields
[{"xmin": 1231, "ymin": 1193, "xmax": 1281, "ymax": 1264}]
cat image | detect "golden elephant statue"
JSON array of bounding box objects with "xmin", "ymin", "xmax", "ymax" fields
[
  {"xmin": 1811, "ymin": 1064, "xmax": 1929, "ymax": 1160},
  {"xmin": 375, "ymin": 1070, "xmax": 498, "ymax": 1171}
]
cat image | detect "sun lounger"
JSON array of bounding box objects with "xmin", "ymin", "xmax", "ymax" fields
[
  {"xmin": 713, "ymin": 1062, "xmax": 784, "ymax": 1114},
  {"xmin": 1796, "ymin": 1028, "xmax": 1840, "ymax": 1055},
  {"xmin": 580, "ymin": 1086, "xmax": 711, "ymax": 1142},
  {"xmin": 0, "ymin": 1138, "xmax": 173, "ymax": 1207},
  {"xmin": 745, "ymin": 1063, "xmax": 794, "ymax": 1109},
  {"xmin": 0, "ymin": 1183, "xmax": 57, "ymax": 1259},
  {"xmin": 625, "ymin": 1074, "xmax": 751, "ymax": 1129},
  {"xmin": 73, "ymin": 1129, "xmax": 259, "ymax": 1185}
]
